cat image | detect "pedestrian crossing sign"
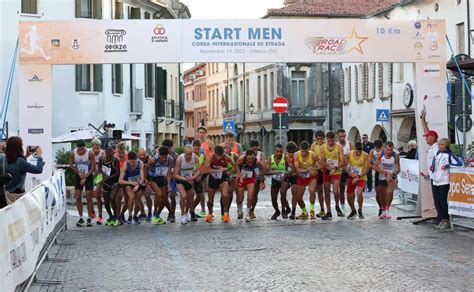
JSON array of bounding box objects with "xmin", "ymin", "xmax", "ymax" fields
[
  {"xmin": 223, "ymin": 120, "xmax": 236, "ymax": 134},
  {"xmin": 376, "ymin": 109, "xmax": 390, "ymax": 122}
]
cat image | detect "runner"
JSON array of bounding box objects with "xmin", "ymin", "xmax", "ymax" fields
[
  {"xmin": 249, "ymin": 140, "xmax": 265, "ymax": 219},
  {"xmin": 191, "ymin": 140, "xmax": 206, "ymax": 221},
  {"xmin": 310, "ymin": 130, "xmax": 326, "ymax": 218},
  {"xmin": 174, "ymin": 145, "xmax": 201, "ymax": 224},
  {"xmin": 220, "ymin": 144, "xmax": 238, "ymax": 220},
  {"xmin": 138, "ymin": 148, "xmax": 153, "ymax": 221},
  {"xmin": 236, "ymin": 150, "xmax": 265, "ymax": 222},
  {"xmin": 91, "ymin": 138, "xmax": 105, "ymax": 224},
  {"xmin": 197, "ymin": 126, "xmax": 213, "ymax": 218},
  {"xmin": 346, "ymin": 142, "xmax": 369, "ymax": 219},
  {"xmin": 285, "ymin": 141, "xmax": 299, "ymax": 219},
  {"xmin": 99, "ymin": 146, "xmax": 120, "ymax": 226},
  {"xmin": 69, "ymin": 139, "xmax": 96, "ymax": 227},
  {"xmin": 118, "ymin": 151, "xmax": 146, "ymax": 224},
  {"xmin": 368, "ymin": 139, "xmax": 384, "ymax": 216},
  {"xmin": 337, "ymin": 129, "xmax": 354, "ymax": 215},
  {"xmin": 163, "ymin": 139, "xmax": 178, "ymax": 223},
  {"xmin": 374, "ymin": 141, "xmax": 400, "ymax": 219},
  {"xmin": 204, "ymin": 145, "xmax": 239, "ymax": 223},
  {"xmin": 147, "ymin": 146, "xmax": 172, "ymax": 225},
  {"xmin": 293, "ymin": 141, "xmax": 320, "ymax": 220},
  {"xmin": 321, "ymin": 131, "xmax": 345, "ymax": 220},
  {"xmin": 266, "ymin": 144, "xmax": 291, "ymax": 220},
  {"xmin": 115, "ymin": 142, "xmax": 129, "ymax": 225},
  {"xmin": 221, "ymin": 132, "xmax": 243, "ymax": 156}
]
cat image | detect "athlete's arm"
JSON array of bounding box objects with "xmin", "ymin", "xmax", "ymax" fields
[
  {"xmin": 312, "ymin": 152, "xmax": 321, "ymax": 170},
  {"xmin": 337, "ymin": 146, "xmax": 345, "ymax": 170},
  {"xmin": 192, "ymin": 154, "xmax": 201, "ymax": 179},
  {"xmin": 139, "ymin": 161, "xmax": 146, "ymax": 185},
  {"xmin": 360, "ymin": 153, "xmax": 369, "ymax": 178},
  {"xmin": 69, "ymin": 151, "xmax": 80, "ymax": 176},
  {"xmin": 293, "ymin": 152, "xmax": 303, "ymax": 173},
  {"xmin": 88, "ymin": 151, "xmax": 96, "ymax": 178},
  {"xmin": 227, "ymin": 155, "xmax": 241, "ymax": 177},
  {"xmin": 257, "ymin": 160, "xmax": 266, "ymax": 180},
  {"xmin": 109, "ymin": 158, "xmax": 120, "ymax": 181},
  {"xmin": 166, "ymin": 158, "xmax": 172, "ymax": 191},
  {"xmin": 373, "ymin": 154, "xmax": 383, "ymax": 174},
  {"xmin": 119, "ymin": 164, "xmax": 135, "ymax": 186},
  {"xmin": 394, "ymin": 154, "xmax": 401, "ymax": 176},
  {"xmin": 173, "ymin": 156, "xmax": 186, "ymax": 181}
]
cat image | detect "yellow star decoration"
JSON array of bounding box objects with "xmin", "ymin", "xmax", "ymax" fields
[{"xmin": 346, "ymin": 27, "xmax": 368, "ymax": 55}]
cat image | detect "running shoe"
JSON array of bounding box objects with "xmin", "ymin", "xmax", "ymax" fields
[
  {"xmin": 186, "ymin": 213, "xmax": 191, "ymax": 222},
  {"xmin": 167, "ymin": 215, "xmax": 176, "ymax": 223},
  {"xmin": 321, "ymin": 212, "xmax": 333, "ymax": 220},
  {"xmin": 223, "ymin": 212, "xmax": 230, "ymax": 223},
  {"xmin": 282, "ymin": 212, "xmax": 288, "ymax": 219},
  {"xmin": 90, "ymin": 213, "xmax": 96, "ymax": 220},
  {"xmin": 221, "ymin": 215, "xmax": 225, "ymax": 221},
  {"xmin": 336, "ymin": 206, "xmax": 345, "ymax": 217},
  {"xmin": 379, "ymin": 211, "xmax": 387, "ymax": 220},
  {"xmin": 97, "ymin": 216, "xmax": 103, "ymax": 225},
  {"xmin": 179, "ymin": 215, "xmax": 187, "ymax": 224},
  {"xmin": 127, "ymin": 217, "xmax": 132, "ymax": 224},
  {"xmin": 112, "ymin": 219, "xmax": 120, "ymax": 227},
  {"xmin": 310, "ymin": 210, "xmax": 316, "ymax": 220},
  {"xmin": 271, "ymin": 211, "xmax": 281, "ymax": 220},
  {"xmin": 347, "ymin": 210, "xmax": 357, "ymax": 220},
  {"xmin": 385, "ymin": 211, "xmax": 392, "ymax": 220},
  {"xmin": 146, "ymin": 213, "xmax": 152, "ymax": 222},
  {"xmin": 289, "ymin": 213, "xmax": 296, "ymax": 220},
  {"xmin": 358, "ymin": 209, "xmax": 364, "ymax": 219},
  {"xmin": 105, "ymin": 218, "xmax": 112, "ymax": 226},
  {"xmin": 317, "ymin": 210, "xmax": 326, "ymax": 218},
  {"xmin": 190, "ymin": 213, "xmax": 198, "ymax": 222},
  {"xmin": 76, "ymin": 218, "xmax": 85, "ymax": 227},
  {"xmin": 140, "ymin": 213, "xmax": 147, "ymax": 220},
  {"xmin": 296, "ymin": 213, "xmax": 309, "ymax": 220},
  {"xmin": 198, "ymin": 211, "xmax": 206, "ymax": 218},
  {"xmin": 120, "ymin": 213, "xmax": 126, "ymax": 223},
  {"xmin": 86, "ymin": 218, "xmax": 93, "ymax": 227},
  {"xmin": 249, "ymin": 211, "xmax": 256, "ymax": 220},
  {"xmin": 133, "ymin": 216, "xmax": 141, "ymax": 224},
  {"xmin": 237, "ymin": 205, "xmax": 243, "ymax": 219},
  {"xmin": 378, "ymin": 209, "xmax": 383, "ymax": 217},
  {"xmin": 205, "ymin": 214, "xmax": 213, "ymax": 223},
  {"xmin": 152, "ymin": 216, "xmax": 166, "ymax": 225},
  {"xmin": 245, "ymin": 212, "xmax": 251, "ymax": 222},
  {"xmin": 437, "ymin": 221, "xmax": 451, "ymax": 231}
]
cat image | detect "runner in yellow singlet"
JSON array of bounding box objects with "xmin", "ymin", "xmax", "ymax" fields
[
  {"xmin": 346, "ymin": 142, "xmax": 369, "ymax": 220},
  {"xmin": 310, "ymin": 130, "xmax": 326, "ymax": 219}
]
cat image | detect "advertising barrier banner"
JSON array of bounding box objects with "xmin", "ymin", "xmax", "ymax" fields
[
  {"xmin": 0, "ymin": 171, "xmax": 66, "ymax": 291},
  {"xmin": 399, "ymin": 158, "xmax": 420, "ymax": 195},
  {"xmin": 449, "ymin": 168, "xmax": 474, "ymax": 218}
]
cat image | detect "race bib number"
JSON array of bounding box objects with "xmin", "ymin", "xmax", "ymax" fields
[
  {"xmin": 102, "ymin": 165, "xmax": 111, "ymax": 176},
  {"xmin": 155, "ymin": 166, "xmax": 168, "ymax": 177},
  {"xmin": 272, "ymin": 172, "xmax": 284, "ymax": 180},
  {"xmin": 78, "ymin": 164, "xmax": 89, "ymax": 174},
  {"xmin": 302, "ymin": 171, "xmax": 311, "ymax": 179},
  {"xmin": 211, "ymin": 171, "xmax": 223, "ymax": 179},
  {"xmin": 327, "ymin": 159, "xmax": 338, "ymax": 170},
  {"xmin": 181, "ymin": 170, "xmax": 193, "ymax": 178},
  {"xmin": 242, "ymin": 170, "xmax": 254, "ymax": 178},
  {"xmin": 128, "ymin": 175, "xmax": 140, "ymax": 182},
  {"xmin": 351, "ymin": 167, "xmax": 362, "ymax": 176}
]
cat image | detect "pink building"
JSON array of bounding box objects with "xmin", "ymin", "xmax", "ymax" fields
[{"xmin": 183, "ymin": 63, "xmax": 207, "ymax": 143}]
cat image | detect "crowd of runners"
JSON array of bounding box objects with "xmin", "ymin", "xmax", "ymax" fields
[{"xmin": 70, "ymin": 126, "xmax": 400, "ymax": 227}]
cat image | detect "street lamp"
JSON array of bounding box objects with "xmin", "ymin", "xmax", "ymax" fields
[{"xmin": 249, "ymin": 102, "xmax": 255, "ymax": 114}]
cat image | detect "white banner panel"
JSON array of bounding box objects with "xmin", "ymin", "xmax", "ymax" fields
[
  {"xmin": 415, "ymin": 62, "xmax": 448, "ymax": 218},
  {"xmin": 0, "ymin": 171, "xmax": 66, "ymax": 291},
  {"xmin": 18, "ymin": 64, "xmax": 52, "ymax": 190},
  {"xmin": 19, "ymin": 19, "xmax": 446, "ymax": 64},
  {"xmin": 399, "ymin": 158, "xmax": 420, "ymax": 195}
]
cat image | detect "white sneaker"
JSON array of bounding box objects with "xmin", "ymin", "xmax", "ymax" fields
[
  {"xmin": 244, "ymin": 208, "xmax": 251, "ymax": 222},
  {"xmin": 186, "ymin": 213, "xmax": 191, "ymax": 222},
  {"xmin": 180, "ymin": 215, "xmax": 187, "ymax": 224},
  {"xmin": 379, "ymin": 211, "xmax": 386, "ymax": 220}
]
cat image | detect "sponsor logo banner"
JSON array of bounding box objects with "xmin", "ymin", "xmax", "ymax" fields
[
  {"xmin": 399, "ymin": 158, "xmax": 420, "ymax": 195},
  {"xmin": 449, "ymin": 169, "xmax": 474, "ymax": 218}
]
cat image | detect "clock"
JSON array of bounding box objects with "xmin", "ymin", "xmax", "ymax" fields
[{"xmin": 403, "ymin": 83, "xmax": 414, "ymax": 108}]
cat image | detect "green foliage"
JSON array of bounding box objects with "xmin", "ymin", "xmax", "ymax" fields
[
  {"xmin": 242, "ymin": 144, "xmax": 249, "ymax": 152},
  {"xmin": 54, "ymin": 148, "xmax": 74, "ymax": 186},
  {"xmin": 451, "ymin": 144, "xmax": 463, "ymax": 158},
  {"xmin": 174, "ymin": 146, "xmax": 185, "ymax": 155}
]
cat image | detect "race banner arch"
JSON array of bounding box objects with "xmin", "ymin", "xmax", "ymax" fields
[{"xmin": 18, "ymin": 19, "xmax": 447, "ymax": 218}]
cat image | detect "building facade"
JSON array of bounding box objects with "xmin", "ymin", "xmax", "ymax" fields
[
  {"xmin": 183, "ymin": 63, "xmax": 207, "ymax": 143},
  {"xmin": 0, "ymin": 0, "xmax": 190, "ymax": 155}
]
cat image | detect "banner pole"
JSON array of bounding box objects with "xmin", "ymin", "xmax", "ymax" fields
[{"xmin": 279, "ymin": 113, "xmax": 282, "ymax": 145}]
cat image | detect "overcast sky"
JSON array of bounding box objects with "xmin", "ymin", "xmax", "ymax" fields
[{"xmin": 180, "ymin": 0, "xmax": 283, "ymax": 19}]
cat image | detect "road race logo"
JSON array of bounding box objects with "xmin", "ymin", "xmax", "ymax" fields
[
  {"xmin": 305, "ymin": 28, "xmax": 368, "ymax": 55},
  {"xmin": 105, "ymin": 29, "xmax": 127, "ymax": 53},
  {"xmin": 152, "ymin": 24, "xmax": 168, "ymax": 43},
  {"xmin": 28, "ymin": 74, "xmax": 42, "ymax": 82}
]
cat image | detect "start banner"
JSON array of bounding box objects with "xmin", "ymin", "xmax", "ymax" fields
[
  {"xmin": 0, "ymin": 171, "xmax": 66, "ymax": 291},
  {"xmin": 449, "ymin": 168, "xmax": 474, "ymax": 218}
]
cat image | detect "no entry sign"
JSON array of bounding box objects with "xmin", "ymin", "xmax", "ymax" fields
[{"xmin": 273, "ymin": 96, "xmax": 288, "ymax": 113}]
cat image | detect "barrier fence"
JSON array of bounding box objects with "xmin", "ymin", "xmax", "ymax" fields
[{"xmin": 0, "ymin": 170, "xmax": 66, "ymax": 291}]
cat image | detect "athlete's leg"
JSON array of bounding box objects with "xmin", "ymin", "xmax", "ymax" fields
[
  {"xmin": 207, "ymin": 187, "xmax": 216, "ymax": 216},
  {"xmin": 103, "ymin": 190, "xmax": 112, "ymax": 219},
  {"xmin": 85, "ymin": 190, "xmax": 94, "ymax": 218},
  {"xmin": 124, "ymin": 186, "xmax": 135, "ymax": 222},
  {"xmin": 185, "ymin": 189, "xmax": 194, "ymax": 215},
  {"xmin": 323, "ymin": 181, "xmax": 332, "ymax": 215},
  {"xmin": 308, "ymin": 179, "xmax": 317, "ymax": 218},
  {"xmin": 94, "ymin": 183, "xmax": 103, "ymax": 219},
  {"xmin": 134, "ymin": 190, "xmax": 142, "ymax": 217},
  {"xmin": 177, "ymin": 184, "xmax": 188, "ymax": 216},
  {"xmin": 221, "ymin": 182, "xmax": 230, "ymax": 213}
]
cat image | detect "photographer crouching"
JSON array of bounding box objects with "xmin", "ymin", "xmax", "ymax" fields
[{"xmin": 4, "ymin": 136, "xmax": 45, "ymax": 204}]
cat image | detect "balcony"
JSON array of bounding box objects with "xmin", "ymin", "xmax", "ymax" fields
[{"xmin": 287, "ymin": 107, "xmax": 326, "ymax": 123}]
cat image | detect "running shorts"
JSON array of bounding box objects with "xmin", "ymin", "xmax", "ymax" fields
[
  {"xmin": 150, "ymin": 176, "xmax": 167, "ymax": 188},
  {"xmin": 176, "ymin": 179, "xmax": 193, "ymax": 191},
  {"xmin": 347, "ymin": 178, "xmax": 366, "ymax": 193},
  {"xmin": 208, "ymin": 176, "xmax": 228, "ymax": 190},
  {"xmin": 74, "ymin": 174, "xmax": 93, "ymax": 191}
]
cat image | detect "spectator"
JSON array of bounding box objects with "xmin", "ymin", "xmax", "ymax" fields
[
  {"xmin": 4, "ymin": 136, "xmax": 44, "ymax": 204},
  {"xmin": 398, "ymin": 147, "xmax": 407, "ymax": 157},
  {"xmin": 405, "ymin": 140, "xmax": 418, "ymax": 160},
  {"xmin": 362, "ymin": 134, "xmax": 374, "ymax": 192},
  {"xmin": 431, "ymin": 138, "xmax": 462, "ymax": 231}
]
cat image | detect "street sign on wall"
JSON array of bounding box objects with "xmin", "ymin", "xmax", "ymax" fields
[
  {"xmin": 223, "ymin": 120, "xmax": 236, "ymax": 133},
  {"xmin": 273, "ymin": 96, "xmax": 288, "ymax": 113},
  {"xmin": 376, "ymin": 109, "xmax": 390, "ymax": 122}
]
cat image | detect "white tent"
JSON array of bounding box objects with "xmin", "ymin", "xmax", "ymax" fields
[{"xmin": 52, "ymin": 128, "xmax": 139, "ymax": 144}]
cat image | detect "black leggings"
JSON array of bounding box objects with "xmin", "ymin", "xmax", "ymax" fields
[{"xmin": 431, "ymin": 182, "xmax": 450, "ymax": 222}]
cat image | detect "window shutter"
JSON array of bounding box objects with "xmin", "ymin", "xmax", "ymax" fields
[
  {"xmin": 31, "ymin": 0, "xmax": 37, "ymax": 14},
  {"xmin": 75, "ymin": 0, "xmax": 81, "ymax": 18},
  {"xmin": 75, "ymin": 65, "xmax": 81, "ymax": 91},
  {"xmin": 118, "ymin": 64, "xmax": 123, "ymax": 94},
  {"xmin": 93, "ymin": 64, "xmax": 103, "ymax": 92},
  {"xmin": 111, "ymin": 64, "xmax": 116, "ymax": 93},
  {"xmin": 93, "ymin": 0, "xmax": 102, "ymax": 19}
]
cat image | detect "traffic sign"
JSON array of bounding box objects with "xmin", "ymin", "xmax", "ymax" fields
[
  {"xmin": 273, "ymin": 96, "xmax": 288, "ymax": 113},
  {"xmin": 376, "ymin": 109, "xmax": 390, "ymax": 122},
  {"xmin": 223, "ymin": 120, "xmax": 236, "ymax": 133},
  {"xmin": 272, "ymin": 113, "xmax": 289, "ymax": 130},
  {"xmin": 456, "ymin": 115, "xmax": 473, "ymax": 132}
]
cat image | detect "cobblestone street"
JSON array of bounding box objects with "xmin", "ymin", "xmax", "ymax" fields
[{"xmin": 31, "ymin": 189, "xmax": 474, "ymax": 291}]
